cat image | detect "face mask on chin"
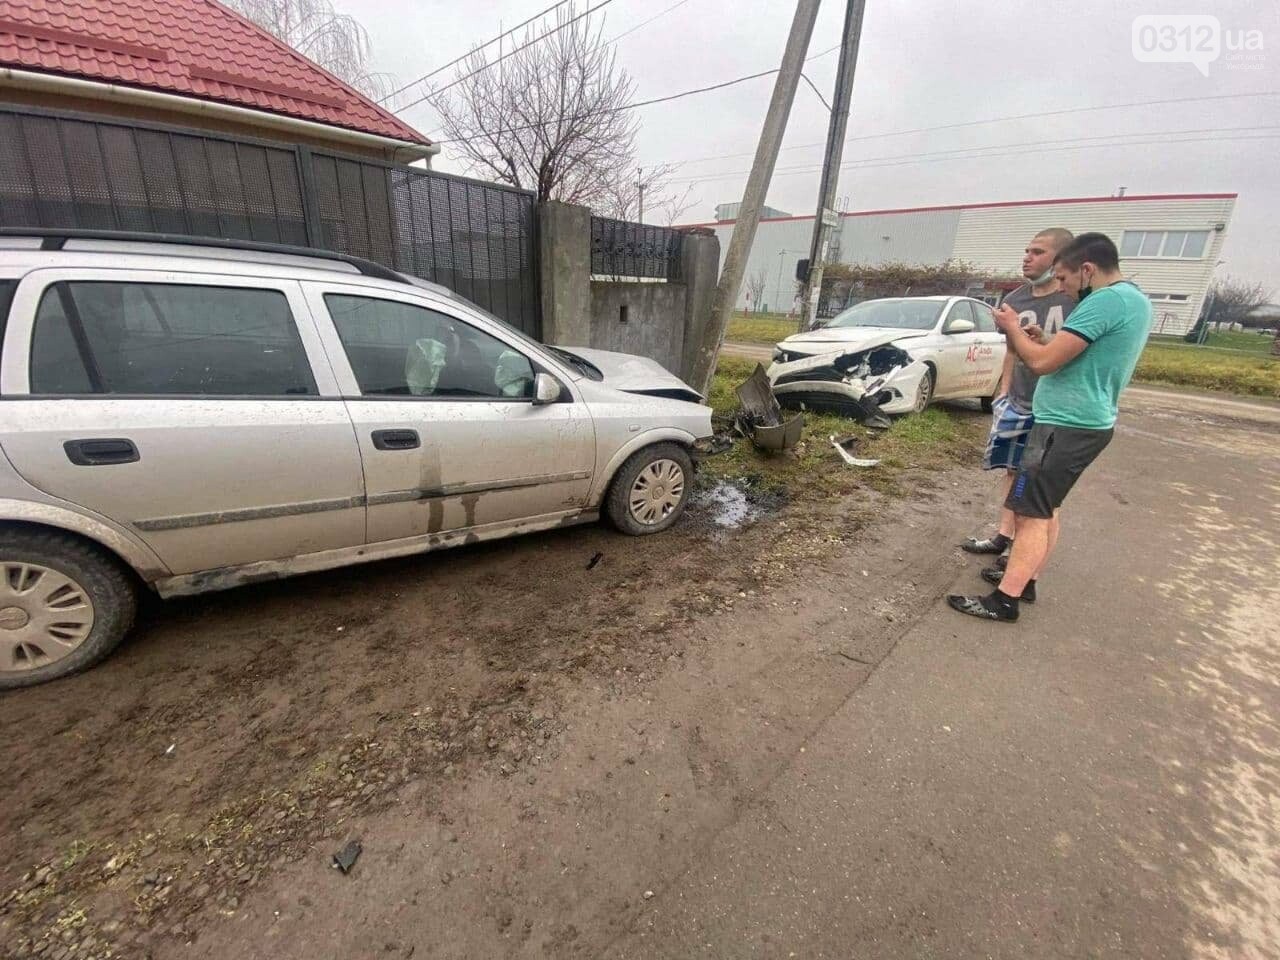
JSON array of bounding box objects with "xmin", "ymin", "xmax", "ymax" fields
[
  {"xmin": 1075, "ymin": 267, "xmax": 1093, "ymax": 301},
  {"xmin": 1032, "ymin": 267, "xmax": 1055, "ymax": 285}
]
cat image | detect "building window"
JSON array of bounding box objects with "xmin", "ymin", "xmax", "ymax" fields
[
  {"xmin": 1120, "ymin": 230, "xmax": 1211, "ymax": 259},
  {"xmin": 1145, "ymin": 293, "xmax": 1191, "ymax": 303}
]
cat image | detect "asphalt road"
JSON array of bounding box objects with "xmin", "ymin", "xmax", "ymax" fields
[{"xmin": 174, "ymin": 387, "xmax": 1279, "ymax": 958}]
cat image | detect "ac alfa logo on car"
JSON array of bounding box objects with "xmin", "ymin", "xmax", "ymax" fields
[{"xmin": 965, "ymin": 344, "xmax": 994, "ymax": 362}]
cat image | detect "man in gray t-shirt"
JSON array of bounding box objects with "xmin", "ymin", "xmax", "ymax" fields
[
  {"xmin": 962, "ymin": 228, "xmax": 1075, "ymax": 557},
  {"xmin": 1000, "ymin": 281, "xmax": 1076, "ymax": 409}
]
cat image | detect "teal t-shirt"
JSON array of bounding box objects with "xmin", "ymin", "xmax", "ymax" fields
[{"xmin": 1032, "ymin": 281, "xmax": 1153, "ymax": 430}]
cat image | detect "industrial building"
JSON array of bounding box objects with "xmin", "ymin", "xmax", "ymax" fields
[{"xmin": 691, "ymin": 193, "xmax": 1237, "ymax": 336}]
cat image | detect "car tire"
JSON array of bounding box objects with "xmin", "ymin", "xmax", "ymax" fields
[
  {"xmin": 980, "ymin": 391, "xmax": 996, "ymax": 413},
  {"xmin": 0, "ymin": 528, "xmax": 137, "ymax": 690},
  {"xmin": 605, "ymin": 443, "xmax": 694, "ymax": 536},
  {"xmin": 912, "ymin": 367, "xmax": 936, "ymax": 413}
]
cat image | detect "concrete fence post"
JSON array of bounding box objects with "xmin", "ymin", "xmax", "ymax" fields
[
  {"xmin": 539, "ymin": 200, "xmax": 592, "ymax": 346},
  {"xmin": 680, "ymin": 230, "xmax": 722, "ymax": 385}
]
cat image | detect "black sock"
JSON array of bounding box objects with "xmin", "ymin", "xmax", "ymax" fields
[
  {"xmin": 992, "ymin": 533, "xmax": 1012, "ymax": 550},
  {"xmin": 990, "ymin": 588, "xmax": 1020, "ymax": 612}
]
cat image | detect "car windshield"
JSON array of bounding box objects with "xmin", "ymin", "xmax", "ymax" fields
[{"xmin": 824, "ymin": 299, "xmax": 945, "ymax": 331}]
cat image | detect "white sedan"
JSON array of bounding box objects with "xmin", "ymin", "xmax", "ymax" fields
[{"xmin": 767, "ymin": 296, "xmax": 1006, "ymax": 417}]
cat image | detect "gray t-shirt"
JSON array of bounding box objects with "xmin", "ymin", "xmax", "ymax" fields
[{"xmin": 1001, "ymin": 283, "xmax": 1076, "ymax": 409}]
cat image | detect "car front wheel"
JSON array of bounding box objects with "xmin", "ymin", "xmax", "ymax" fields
[
  {"xmin": 0, "ymin": 529, "xmax": 137, "ymax": 690},
  {"xmin": 606, "ymin": 443, "xmax": 693, "ymax": 536},
  {"xmin": 912, "ymin": 367, "xmax": 936, "ymax": 413}
]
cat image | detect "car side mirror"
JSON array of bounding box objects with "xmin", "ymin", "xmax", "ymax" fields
[
  {"xmin": 532, "ymin": 372, "xmax": 562, "ymax": 405},
  {"xmin": 946, "ymin": 318, "xmax": 975, "ymax": 334}
]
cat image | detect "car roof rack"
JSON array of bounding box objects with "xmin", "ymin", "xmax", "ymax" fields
[{"xmin": 0, "ymin": 228, "xmax": 409, "ymax": 285}]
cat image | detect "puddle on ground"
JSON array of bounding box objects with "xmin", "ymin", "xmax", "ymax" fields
[{"xmin": 690, "ymin": 479, "xmax": 788, "ymax": 530}]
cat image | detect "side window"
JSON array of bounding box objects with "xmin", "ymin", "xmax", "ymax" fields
[
  {"xmin": 943, "ymin": 300, "xmax": 974, "ymax": 331},
  {"xmin": 325, "ymin": 294, "xmax": 535, "ymax": 400},
  {"xmin": 0, "ymin": 279, "xmax": 16, "ymax": 365},
  {"xmin": 972, "ymin": 302, "xmax": 997, "ymax": 332},
  {"xmin": 29, "ymin": 282, "xmax": 317, "ymax": 396}
]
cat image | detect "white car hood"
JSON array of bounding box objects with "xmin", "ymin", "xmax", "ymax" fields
[
  {"xmin": 780, "ymin": 327, "xmax": 930, "ymax": 355},
  {"xmin": 561, "ymin": 347, "xmax": 703, "ymax": 400}
]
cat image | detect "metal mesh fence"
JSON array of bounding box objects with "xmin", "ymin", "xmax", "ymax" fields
[
  {"xmin": 0, "ymin": 107, "xmax": 540, "ymax": 335},
  {"xmin": 590, "ymin": 215, "xmax": 683, "ymax": 280}
]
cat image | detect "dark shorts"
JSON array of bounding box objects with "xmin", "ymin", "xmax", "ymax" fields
[{"xmin": 1004, "ymin": 423, "xmax": 1114, "ymax": 519}]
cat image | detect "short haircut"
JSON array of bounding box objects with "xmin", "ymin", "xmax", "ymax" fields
[
  {"xmin": 1054, "ymin": 232, "xmax": 1120, "ymax": 271},
  {"xmin": 1033, "ymin": 227, "xmax": 1074, "ymax": 252}
]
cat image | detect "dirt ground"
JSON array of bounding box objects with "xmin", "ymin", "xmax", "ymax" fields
[{"xmin": 0, "ymin": 416, "xmax": 982, "ymax": 959}]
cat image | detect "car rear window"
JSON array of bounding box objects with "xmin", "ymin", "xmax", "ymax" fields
[
  {"xmin": 29, "ymin": 281, "xmax": 318, "ymax": 397},
  {"xmin": 0, "ymin": 279, "xmax": 16, "ymax": 365}
]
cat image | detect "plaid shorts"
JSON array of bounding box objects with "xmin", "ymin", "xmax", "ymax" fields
[{"xmin": 982, "ymin": 396, "xmax": 1035, "ymax": 471}]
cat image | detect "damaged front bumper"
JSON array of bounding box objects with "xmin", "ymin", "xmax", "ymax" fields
[{"xmin": 767, "ymin": 343, "xmax": 929, "ymax": 420}]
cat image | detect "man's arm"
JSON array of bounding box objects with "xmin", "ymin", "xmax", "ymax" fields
[
  {"xmin": 997, "ymin": 349, "xmax": 1014, "ymax": 396},
  {"xmin": 994, "ymin": 304, "xmax": 1088, "ymax": 375}
]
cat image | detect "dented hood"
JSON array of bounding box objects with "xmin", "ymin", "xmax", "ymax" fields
[
  {"xmin": 779, "ymin": 326, "xmax": 930, "ymax": 357},
  {"xmin": 562, "ymin": 347, "xmax": 704, "ymax": 400}
]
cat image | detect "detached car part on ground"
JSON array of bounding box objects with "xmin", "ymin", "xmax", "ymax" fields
[
  {"xmin": 767, "ymin": 296, "xmax": 1006, "ymax": 422},
  {"xmin": 0, "ymin": 233, "xmax": 714, "ymax": 688}
]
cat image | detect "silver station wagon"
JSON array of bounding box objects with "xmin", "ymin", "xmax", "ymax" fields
[{"xmin": 0, "ymin": 233, "xmax": 713, "ymax": 688}]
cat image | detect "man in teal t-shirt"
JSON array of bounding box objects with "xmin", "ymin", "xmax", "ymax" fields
[{"xmin": 949, "ymin": 232, "xmax": 1152, "ymax": 623}]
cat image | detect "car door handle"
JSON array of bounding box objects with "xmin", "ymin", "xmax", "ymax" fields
[
  {"xmin": 371, "ymin": 429, "xmax": 420, "ymax": 451},
  {"xmin": 64, "ymin": 438, "xmax": 140, "ymax": 466}
]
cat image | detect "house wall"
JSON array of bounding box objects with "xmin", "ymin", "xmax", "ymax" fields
[{"xmin": 1, "ymin": 87, "xmax": 397, "ymax": 162}]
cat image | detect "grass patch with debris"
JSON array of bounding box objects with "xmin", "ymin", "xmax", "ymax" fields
[
  {"xmin": 703, "ymin": 355, "xmax": 984, "ymax": 500},
  {"xmin": 1134, "ymin": 343, "xmax": 1279, "ymax": 397}
]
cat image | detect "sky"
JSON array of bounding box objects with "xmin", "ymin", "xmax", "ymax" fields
[{"xmin": 341, "ymin": 0, "xmax": 1278, "ymax": 287}]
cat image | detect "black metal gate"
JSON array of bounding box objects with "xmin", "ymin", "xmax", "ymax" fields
[{"xmin": 0, "ymin": 106, "xmax": 540, "ymax": 335}]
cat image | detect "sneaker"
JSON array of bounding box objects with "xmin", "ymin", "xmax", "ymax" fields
[
  {"xmin": 961, "ymin": 534, "xmax": 1011, "ymax": 555},
  {"xmin": 995, "ymin": 553, "xmax": 1009, "ymax": 571},
  {"xmin": 947, "ymin": 592, "xmax": 1019, "ymax": 622},
  {"xmin": 980, "ymin": 567, "xmax": 1036, "ymax": 603}
]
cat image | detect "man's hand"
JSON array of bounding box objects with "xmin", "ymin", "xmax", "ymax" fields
[
  {"xmin": 993, "ymin": 303, "xmax": 1021, "ymax": 335},
  {"xmin": 1023, "ymin": 322, "xmax": 1048, "ymax": 344}
]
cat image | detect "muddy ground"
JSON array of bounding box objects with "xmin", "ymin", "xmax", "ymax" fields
[{"xmin": 0, "ymin": 415, "xmax": 985, "ymax": 960}]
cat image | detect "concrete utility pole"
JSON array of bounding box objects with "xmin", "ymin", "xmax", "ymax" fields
[
  {"xmin": 688, "ymin": 0, "xmax": 822, "ymax": 396},
  {"xmin": 798, "ymin": 0, "xmax": 868, "ymax": 332},
  {"xmin": 637, "ymin": 167, "xmax": 645, "ymax": 224}
]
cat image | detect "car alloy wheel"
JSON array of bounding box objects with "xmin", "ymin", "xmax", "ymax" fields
[
  {"xmin": 0, "ymin": 562, "xmax": 96, "ymax": 674},
  {"xmin": 913, "ymin": 369, "xmax": 935, "ymax": 413},
  {"xmin": 628, "ymin": 459, "xmax": 687, "ymax": 527}
]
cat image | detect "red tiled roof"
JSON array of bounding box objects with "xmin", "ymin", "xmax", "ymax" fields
[{"xmin": 0, "ymin": 0, "xmax": 430, "ymax": 146}]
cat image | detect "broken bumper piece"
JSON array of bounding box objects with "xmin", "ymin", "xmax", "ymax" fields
[{"xmin": 734, "ymin": 363, "xmax": 805, "ymax": 452}]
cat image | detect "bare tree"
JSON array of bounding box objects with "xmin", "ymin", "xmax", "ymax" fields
[
  {"xmin": 744, "ymin": 268, "xmax": 768, "ymax": 314},
  {"xmin": 595, "ymin": 167, "xmax": 698, "ymax": 225},
  {"xmin": 225, "ymin": 0, "xmax": 392, "ymax": 99},
  {"xmin": 1207, "ymin": 276, "xmax": 1272, "ymax": 329},
  {"xmin": 431, "ymin": 4, "xmax": 639, "ymax": 206}
]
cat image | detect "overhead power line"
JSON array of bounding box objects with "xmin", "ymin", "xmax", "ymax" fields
[
  {"xmin": 666, "ymin": 123, "xmax": 1280, "ymax": 182},
  {"xmin": 660, "ymin": 89, "xmax": 1280, "ymax": 168},
  {"xmin": 380, "ymin": 0, "xmax": 574, "ymax": 104},
  {"xmin": 429, "ymin": 67, "xmax": 779, "ymax": 144},
  {"xmin": 606, "ymin": 0, "xmax": 693, "ymax": 43},
  {"xmin": 664, "ymin": 130, "xmax": 1280, "ymax": 187},
  {"xmin": 393, "ymin": 0, "xmax": 618, "ymax": 115}
]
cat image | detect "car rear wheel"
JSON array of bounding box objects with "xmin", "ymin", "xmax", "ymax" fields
[
  {"xmin": 912, "ymin": 367, "xmax": 936, "ymax": 413},
  {"xmin": 0, "ymin": 529, "xmax": 137, "ymax": 690},
  {"xmin": 606, "ymin": 443, "xmax": 693, "ymax": 536}
]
